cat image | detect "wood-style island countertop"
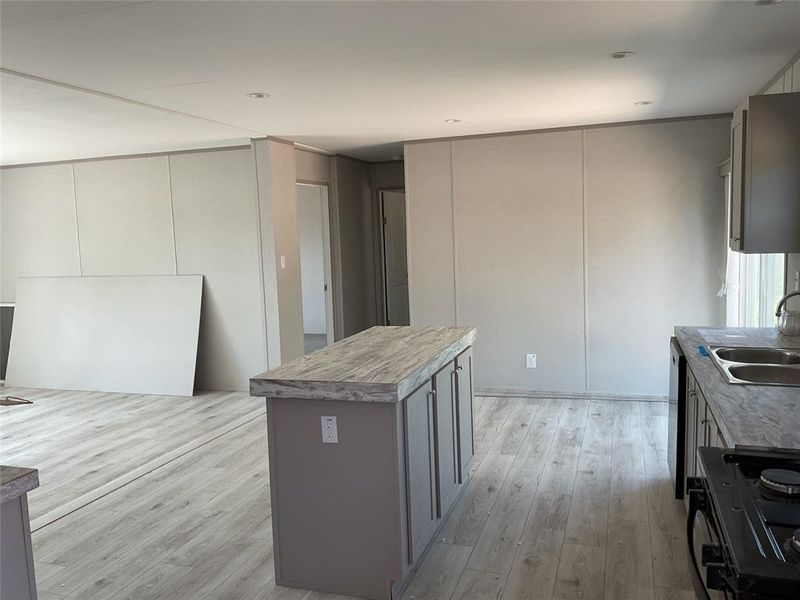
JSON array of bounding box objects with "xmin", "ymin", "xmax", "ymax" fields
[
  {"xmin": 250, "ymin": 325, "xmax": 476, "ymax": 402},
  {"xmin": 0, "ymin": 465, "xmax": 38, "ymax": 504}
]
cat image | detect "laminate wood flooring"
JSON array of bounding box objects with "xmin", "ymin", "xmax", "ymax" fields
[
  {"xmin": 0, "ymin": 386, "xmax": 264, "ymax": 520},
  {"xmin": 4, "ymin": 391, "xmax": 693, "ymax": 599}
]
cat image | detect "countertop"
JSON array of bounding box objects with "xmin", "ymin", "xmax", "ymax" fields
[
  {"xmin": 0, "ymin": 465, "xmax": 39, "ymax": 504},
  {"xmin": 675, "ymin": 326, "xmax": 800, "ymax": 451},
  {"xmin": 250, "ymin": 325, "xmax": 476, "ymax": 402}
]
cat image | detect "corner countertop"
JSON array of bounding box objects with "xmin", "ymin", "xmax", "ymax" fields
[
  {"xmin": 0, "ymin": 465, "xmax": 39, "ymax": 504},
  {"xmin": 250, "ymin": 326, "xmax": 476, "ymax": 402},
  {"xmin": 675, "ymin": 326, "xmax": 800, "ymax": 451}
]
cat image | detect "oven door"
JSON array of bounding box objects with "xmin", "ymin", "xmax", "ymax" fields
[{"xmin": 686, "ymin": 476, "xmax": 731, "ymax": 600}]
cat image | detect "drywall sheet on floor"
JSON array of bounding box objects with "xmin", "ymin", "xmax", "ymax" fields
[{"xmin": 6, "ymin": 275, "xmax": 202, "ymax": 396}]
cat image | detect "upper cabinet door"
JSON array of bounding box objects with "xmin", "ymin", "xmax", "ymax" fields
[
  {"xmin": 455, "ymin": 348, "xmax": 475, "ymax": 482},
  {"xmin": 433, "ymin": 362, "xmax": 459, "ymax": 517},
  {"xmin": 731, "ymin": 92, "xmax": 800, "ymax": 253},
  {"xmin": 729, "ymin": 107, "xmax": 746, "ymax": 252}
]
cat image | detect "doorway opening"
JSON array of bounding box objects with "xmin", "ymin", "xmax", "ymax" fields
[
  {"xmin": 296, "ymin": 183, "xmax": 335, "ymax": 353},
  {"xmin": 380, "ymin": 189, "xmax": 410, "ymax": 326}
]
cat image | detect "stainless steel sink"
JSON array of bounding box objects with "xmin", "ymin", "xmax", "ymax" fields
[
  {"xmin": 708, "ymin": 346, "xmax": 800, "ymax": 387},
  {"xmin": 727, "ymin": 364, "xmax": 800, "ymax": 385},
  {"xmin": 714, "ymin": 347, "xmax": 800, "ymax": 365}
]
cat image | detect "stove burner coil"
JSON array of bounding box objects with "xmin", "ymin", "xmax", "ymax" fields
[{"xmin": 760, "ymin": 468, "xmax": 800, "ymax": 496}]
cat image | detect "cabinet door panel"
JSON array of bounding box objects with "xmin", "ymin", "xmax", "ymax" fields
[
  {"xmin": 685, "ymin": 375, "xmax": 696, "ymax": 477},
  {"xmin": 433, "ymin": 363, "xmax": 458, "ymax": 517},
  {"xmin": 684, "ymin": 371, "xmax": 697, "ymax": 512},
  {"xmin": 455, "ymin": 348, "xmax": 475, "ymax": 481},
  {"xmin": 404, "ymin": 382, "xmax": 437, "ymax": 563},
  {"xmin": 730, "ymin": 111, "xmax": 745, "ymax": 250},
  {"xmin": 696, "ymin": 387, "xmax": 708, "ymax": 452}
]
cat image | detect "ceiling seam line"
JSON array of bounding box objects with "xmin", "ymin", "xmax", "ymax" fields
[{"xmin": 0, "ymin": 67, "xmax": 262, "ymax": 135}]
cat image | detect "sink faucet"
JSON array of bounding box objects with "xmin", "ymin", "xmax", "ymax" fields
[{"xmin": 775, "ymin": 290, "xmax": 800, "ymax": 317}]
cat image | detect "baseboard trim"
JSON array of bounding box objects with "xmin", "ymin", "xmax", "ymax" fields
[{"xmin": 476, "ymin": 387, "xmax": 668, "ymax": 403}]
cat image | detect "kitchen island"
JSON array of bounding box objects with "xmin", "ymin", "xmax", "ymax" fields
[
  {"xmin": 250, "ymin": 326, "xmax": 477, "ymax": 600},
  {"xmin": 1, "ymin": 465, "xmax": 39, "ymax": 600}
]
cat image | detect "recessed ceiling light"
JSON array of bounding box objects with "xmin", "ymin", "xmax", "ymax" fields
[
  {"xmin": 247, "ymin": 92, "xmax": 270, "ymax": 99},
  {"xmin": 609, "ymin": 51, "xmax": 634, "ymax": 60},
  {"xmin": 753, "ymin": 0, "xmax": 783, "ymax": 5},
  {"xmin": 634, "ymin": 100, "xmax": 654, "ymax": 106},
  {"xmin": 444, "ymin": 119, "xmax": 461, "ymax": 123}
]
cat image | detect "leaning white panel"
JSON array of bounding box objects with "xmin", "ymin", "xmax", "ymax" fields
[{"xmin": 6, "ymin": 275, "xmax": 202, "ymax": 396}]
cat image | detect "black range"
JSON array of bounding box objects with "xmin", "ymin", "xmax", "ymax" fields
[{"xmin": 687, "ymin": 447, "xmax": 800, "ymax": 599}]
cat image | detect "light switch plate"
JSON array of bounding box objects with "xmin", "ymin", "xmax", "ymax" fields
[
  {"xmin": 280, "ymin": 256, "xmax": 287, "ymax": 269},
  {"xmin": 321, "ymin": 416, "xmax": 338, "ymax": 443}
]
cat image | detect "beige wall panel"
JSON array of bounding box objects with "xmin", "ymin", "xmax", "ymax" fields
[
  {"xmin": 0, "ymin": 164, "xmax": 80, "ymax": 302},
  {"xmin": 269, "ymin": 141, "xmax": 305, "ymax": 362},
  {"xmin": 793, "ymin": 58, "xmax": 800, "ymax": 92},
  {"xmin": 405, "ymin": 142, "xmax": 456, "ymax": 327},
  {"xmin": 371, "ymin": 161, "xmax": 405, "ymax": 191},
  {"xmin": 295, "ymin": 148, "xmax": 330, "ymax": 184},
  {"xmin": 333, "ymin": 156, "xmax": 375, "ymax": 337},
  {"xmin": 763, "ymin": 77, "xmax": 785, "ymax": 95},
  {"xmin": 73, "ymin": 156, "xmax": 175, "ymax": 276},
  {"xmin": 585, "ymin": 118, "xmax": 729, "ymax": 395},
  {"xmin": 170, "ymin": 148, "xmax": 266, "ymax": 391},
  {"xmin": 451, "ymin": 131, "xmax": 586, "ymax": 391}
]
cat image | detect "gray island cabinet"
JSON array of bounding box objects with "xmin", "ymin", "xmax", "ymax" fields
[
  {"xmin": 1, "ymin": 465, "xmax": 40, "ymax": 600},
  {"xmin": 250, "ymin": 326, "xmax": 477, "ymax": 600}
]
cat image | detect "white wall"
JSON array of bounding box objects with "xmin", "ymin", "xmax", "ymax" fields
[
  {"xmin": 0, "ymin": 164, "xmax": 80, "ymax": 302},
  {"xmin": 73, "ymin": 156, "xmax": 175, "ymax": 276},
  {"xmin": 406, "ymin": 116, "xmax": 730, "ymax": 396},
  {"xmin": 584, "ymin": 119, "xmax": 728, "ymax": 395},
  {"xmin": 0, "ymin": 145, "xmax": 295, "ymax": 392},
  {"xmin": 297, "ymin": 184, "xmax": 327, "ymax": 334},
  {"xmin": 169, "ymin": 148, "xmax": 267, "ymax": 391},
  {"xmin": 452, "ymin": 130, "xmax": 586, "ymax": 392},
  {"xmin": 406, "ymin": 142, "xmax": 456, "ymax": 327},
  {"xmin": 255, "ymin": 139, "xmax": 305, "ymax": 363}
]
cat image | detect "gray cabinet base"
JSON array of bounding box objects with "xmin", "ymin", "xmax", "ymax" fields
[
  {"xmin": 265, "ymin": 395, "xmax": 474, "ymax": 600},
  {"xmin": 0, "ymin": 493, "xmax": 38, "ymax": 600}
]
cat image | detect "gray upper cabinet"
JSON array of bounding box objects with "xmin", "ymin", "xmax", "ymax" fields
[
  {"xmin": 404, "ymin": 380, "xmax": 437, "ymax": 564},
  {"xmin": 455, "ymin": 348, "xmax": 475, "ymax": 481},
  {"xmin": 433, "ymin": 362, "xmax": 459, "ymax": 518},
  {"xmin": 729, "ymin": 92, "xmax": 800, "ymax": 253}
]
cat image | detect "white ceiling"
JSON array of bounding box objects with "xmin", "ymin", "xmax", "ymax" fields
[{"xmin": 1, "ymin": 0, "xmax": 798, "ymax": 165}]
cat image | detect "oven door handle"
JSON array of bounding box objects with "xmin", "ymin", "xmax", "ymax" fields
[{"xmin": 686, "ymin": 478, "xmax": 713, "ymax": 600}]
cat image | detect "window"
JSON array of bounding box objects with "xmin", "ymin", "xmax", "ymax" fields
[{"xmin": 722, "ymin": 172, "xmax": 785, "ymax": 327}]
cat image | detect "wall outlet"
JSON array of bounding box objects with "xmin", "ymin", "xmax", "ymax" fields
[
  {"xmin": 321, "ymin": 416, "xmax": 338, "ymax": 443},
  {"xmin": 526, "ymin": 353, "xmax": 537, "ymax": 369}
]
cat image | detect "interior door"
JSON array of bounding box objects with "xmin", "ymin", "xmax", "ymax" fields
[
  {"xmin": 382, "ymin": 191, "xmax": 410, "ymax": 326},
  {"xmin": 296, "ymin": 183, "xmax": 334, "ymax": 352}
]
